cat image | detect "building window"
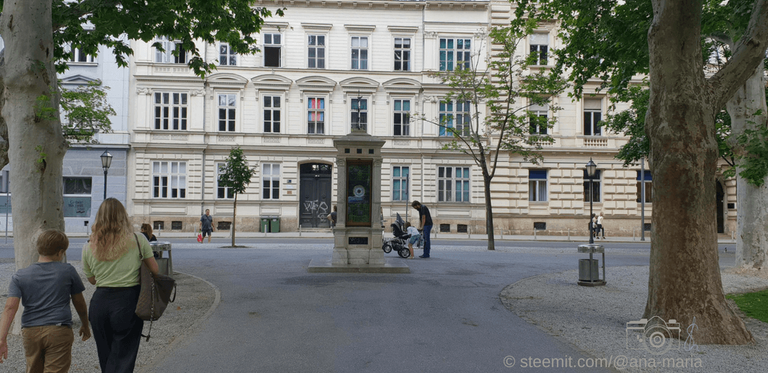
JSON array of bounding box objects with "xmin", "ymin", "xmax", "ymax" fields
[
  {"xmin": 438, "ymin": 166, "xmax": 470, "ymax": 202},
  {"xmin": 216, "ymin": 163, "xmax": 234, "ymax": 199},
  {"xmin": 439, "ymin": 100, "xmax": 471, "ymax": 136},
  {"xmin": 637, "ymin": 171, "xmax": 652, "ymax": 203},
  {"xmin": 529, "ymin": 169, "xmax": 548, "ymax": 202},
  {"xmin": 583, "ymin": 170, "xmax": 602, "ymax": 202},
  {"xmin": 219, "ymin": 43, "xmax": 237, "ymax": 66},
  {"xmin": 307, "ymin": 97, "xmax": 325, "ymax": 134},
  {"xmin": 154, "ymin": 92, "xmax": 188, "ymax": 130},
  {"xmin": 218, "ymin": 94, "xmax": 236, "ymax": 132},
  {"xmin": 153, "ymin": 161, "xmax": 186, "ymax": 199},
  {"xmin": 351, "ymin": 98, "xmax": 368, "ymax": 131},
  {"xmin": 155, "ymin": 37, "xmax": 187, "ymax": 64},
  {"xmin": 263, "ymin": 95, "xmax": 281, "ymax": 133},
  {"xmin": 394, "ymin": 38, "xmax": 411, "ymax": 71},
  {"xmin": 584, "ymin": 98, "xmax": 603, "ymax": 136},
  {"xmin": 529, "ymin": 33, "xmax": 548, "ymax": 66},
  {"xmin": 262, "ymin": 164, "xmax": 280, "ymax": 200},
  {"xmin": 63, "ymin": 177, "xmax": 92, "ymax": 217},
  {"xmin": 393, "ymin": 99, "xmax": 410, "ymax": 136},
  {"xmin": 263, "ymin": 33, "xmax": 282, "ymax": 67},
  {"xmin": 392, "ymin": 166, "xmax": 409, "ymax": 201},
  {"xmin": 529, "ymin": 103, "xmax": 548, "ymax": 135},
  {"xmin": 308, "ymin": 35, "xmax": 325, "ymax": 68},
  {"xmin": 439, "ymin": 38, "xmax": 471, "ymax": 71},
  {"xmin": 351, "ymin": 36, "xmax": 368, "ymax": 70},
  {"xmin": 70, "ymin": 47, "xmax": 96, "ymax": 63}
]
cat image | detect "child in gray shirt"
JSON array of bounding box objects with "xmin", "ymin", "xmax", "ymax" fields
[{"xmin": 0, "ymin": 230, "xmax": 90, "ymax": 372}]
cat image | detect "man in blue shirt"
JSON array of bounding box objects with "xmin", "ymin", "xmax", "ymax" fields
[{"xmin": 411, "ymin": 201, "xmax": 433, "ymax": 258}]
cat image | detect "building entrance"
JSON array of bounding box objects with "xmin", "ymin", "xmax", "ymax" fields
[{"xmin": 299, "ymin": 163, "xmax": 333, "ymax": 228}]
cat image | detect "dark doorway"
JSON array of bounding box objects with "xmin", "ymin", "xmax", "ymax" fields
[
  {"xmin": 716, "ymin": 181, "xmax": 725, "ymax": 234},
  {"xmin": 300, "ymin": 163, "xmax": 332, "ymax": 228}
]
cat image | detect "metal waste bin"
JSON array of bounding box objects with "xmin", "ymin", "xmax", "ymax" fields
[
  {"xmin": 149, "ymin": 241, "xmax": 172, "ymax": 277},
  {"xmin": 260, "ymin": 218, "xmax": 270, "ymax": 233},
  {"xmin": 270, "ymin": 217, "xmax": 280, "ymax": 232},
  {"xmin": 577, "ymin": 244, "xmax": 606, "ymax": 286},
  {"xmin": 579, "ymin": 259, "xmax": 599, "ymax": 282}
]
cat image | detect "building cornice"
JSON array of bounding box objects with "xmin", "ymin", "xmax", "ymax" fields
[{"xmin": 255, "ymin": 0, "xmax": 489, "ymax": 11}]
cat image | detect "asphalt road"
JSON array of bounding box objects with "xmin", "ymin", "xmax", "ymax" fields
[{"xmin": 0, "ymin": 238, "xmax": 738, "ymax": 372}]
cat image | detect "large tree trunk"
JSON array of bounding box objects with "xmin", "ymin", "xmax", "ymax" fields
[
  {"xmin": 644, "ymin": 0, "xmax": 752, "ymax": 344},
  {"xmin": 1, "ymin": 0, "xmax": 67, "ymax": 333},
  {"xmin": 725, "ymin": 65, "xmax": 768, "ymax": 271}
]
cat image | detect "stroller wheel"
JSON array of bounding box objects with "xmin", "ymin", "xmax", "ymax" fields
[
  {"xmin": 398, "ymin": 248, "xmax": 411, "ymax": 258},
  {"xmin": 382, "ymin": 243, "xmax": 393, "ymax": 253}
]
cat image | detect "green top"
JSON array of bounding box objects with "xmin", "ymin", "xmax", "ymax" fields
[{"xmin": 82, "ymin": 233, "xmax": 154, "ymax": 288}]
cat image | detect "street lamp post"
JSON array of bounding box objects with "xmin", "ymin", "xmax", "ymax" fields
[
  {"xmin": 586, "ymin": 158, "xmax": 597, "ymax": 244},
  {"xmin": 101, "ymin": 150, "xmax": 113, "ymax": 200}
]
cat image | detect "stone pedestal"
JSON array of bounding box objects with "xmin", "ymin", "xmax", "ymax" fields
[{"xmin": 308, "ymin": 130, "xmax": 408, "ymax": 273}]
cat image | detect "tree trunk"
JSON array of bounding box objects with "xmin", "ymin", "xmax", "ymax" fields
[
  {"xmin": 483, "ymin": 172, "xmax": 495, "ymax": 251},
  {"xmin": 644, "ymin": 0, "xmax": 752, "ymax": 344},
  {"xmin": 725, "ymin": 65, "xmax": 768, "ymax": 271},
  {"xmin": 232, "ymin": 192, "xmax": 237, "ymax": 247},
  {"xmin": 1, "ymin": 0, "xmax": 67, "ymax": 334}
]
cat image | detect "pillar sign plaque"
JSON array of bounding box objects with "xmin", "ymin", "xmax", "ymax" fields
[{"xmin": 346, "ymin": 160, "xmax": 372, "ymax": 227}]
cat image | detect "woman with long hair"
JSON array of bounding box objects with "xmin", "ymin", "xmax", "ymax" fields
[
  {"xmin": 140, "ymin": 223, "xmax": 157, "ymax": 242},
  {"xmin": 82, "ymin": 198, "xmax": 158, "ymax": 373}
]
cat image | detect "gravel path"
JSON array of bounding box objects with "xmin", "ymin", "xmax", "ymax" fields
[
  {"xmin": 0, "ymin": 262, "xmax": 217, "ymax": 373},
  {"xmin": 500, "ymin": 266, "xmax": 768, "ymax": 372}
]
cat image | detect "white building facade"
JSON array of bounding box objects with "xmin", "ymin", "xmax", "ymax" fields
[
  {"xmin": 125, "ymin": 0, "xmax": 738, "ymax": 237},
  {"xmin": 0, "ymin": 36, "xmax": 131, "ymax": 235}
]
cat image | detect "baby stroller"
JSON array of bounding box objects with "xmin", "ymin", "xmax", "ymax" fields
[{"xmin": 382, "ymin": 213, "xmax": 422, "ymax": 258}]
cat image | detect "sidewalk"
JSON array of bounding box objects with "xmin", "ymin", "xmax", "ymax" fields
[
  {"xmin": 55, "ymin": 229, "xmax": 737, "ymax": 245},
  {"xmin": 0, "ymin": 263, "xmax": 220, "ymax": 373},
  {"xmin": 501, "ymin": 266, "xmax": 768, "ymax": 372}
]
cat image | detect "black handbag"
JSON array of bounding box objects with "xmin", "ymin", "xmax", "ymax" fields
[{"xmin": 134, "ymin": 234, "xmax": 176, "ymax": 340}]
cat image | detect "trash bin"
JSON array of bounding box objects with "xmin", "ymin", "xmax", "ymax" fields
[
  {"xmin": 270, "ymin": 217, "xmax": 280, "ymax": 233},
  {"xmin": 579, "ymin": 259, "xmax": 599, "ymax": 282},
  {"xmin": 260, "ymin": 217, "xmax": 270, "ymax": 233}
]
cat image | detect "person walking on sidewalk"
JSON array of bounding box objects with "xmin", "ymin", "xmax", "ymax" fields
[
  {"xmin": 597, "ymin": 212, "xmax": 606, "ymax": 239},
  {"xmin": 200, "ymin": 209, "xmax": 214, "ymax": 243},
  {"xmin": 0, "ymin": 230, "xmax": 91, "ymax": 372},
  {"xmin": 411, "ymin": 201, "xmax": 433, "ymax": 258},
  {"xmin": 83, "ymin": 198, "xmax": 159, "ymax": 373}
]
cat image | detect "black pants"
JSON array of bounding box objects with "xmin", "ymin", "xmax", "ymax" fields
[{"xmin": 89, "ymin": 286, "xmax": 144, "ymax": 373}]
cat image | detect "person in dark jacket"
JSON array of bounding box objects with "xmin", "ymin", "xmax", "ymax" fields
[{"xmin": 411, "ymin": 201, "xmax": 433, "ymax": 258}]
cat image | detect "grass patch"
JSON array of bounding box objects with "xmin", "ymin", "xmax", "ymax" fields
[{"xmin": 726, "ymin": 289, "xmax": 768, "ymax": 323}]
